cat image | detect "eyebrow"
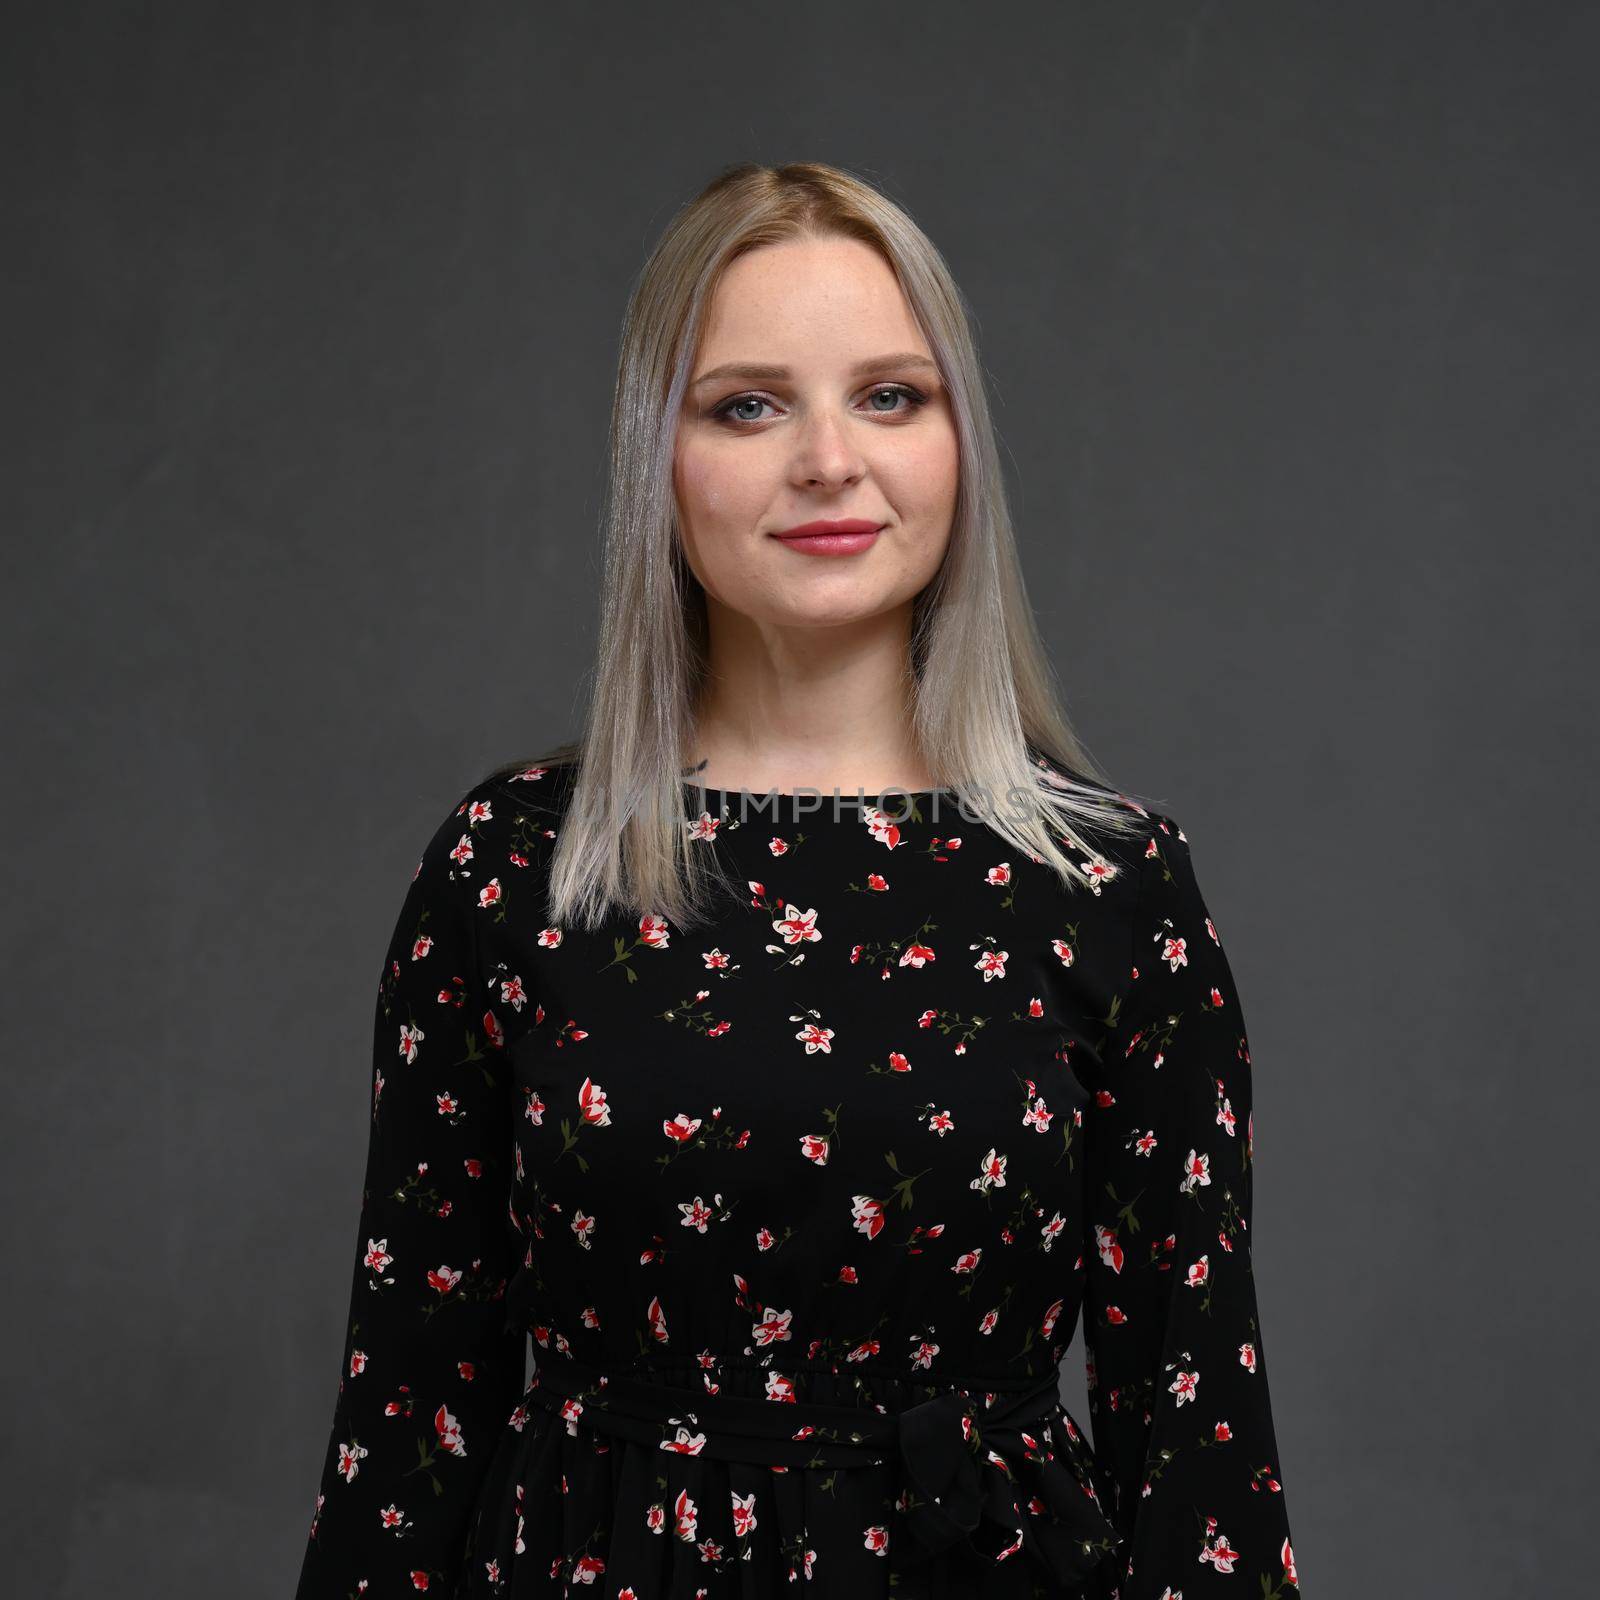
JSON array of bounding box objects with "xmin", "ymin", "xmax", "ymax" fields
[{"xmin": 689, "ymin": 352, "xmax": 940, "ymax": 389}]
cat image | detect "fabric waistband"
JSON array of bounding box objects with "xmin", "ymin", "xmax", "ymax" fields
[
  {"xmin": 526, "ymin": 1355, "xmax": 1061, "ymax": 1465},
  {"xmin": 521, "ymin": 1355, "xmax": 1082, "ymax": 1574}
]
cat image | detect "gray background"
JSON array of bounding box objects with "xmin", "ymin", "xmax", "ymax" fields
[{"xmin": 7, "ymin": 2, "xmax": 1594, "ymax": 1594}]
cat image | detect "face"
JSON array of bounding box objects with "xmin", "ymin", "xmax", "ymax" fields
[{"xmin": 672, "ymin": 234, "xmax": 959, "ymax": 632}]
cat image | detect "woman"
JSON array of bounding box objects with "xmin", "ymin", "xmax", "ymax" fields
[{"xmin": 293, "ymin": 161, "xmax": 1302, "ymax": 1599}]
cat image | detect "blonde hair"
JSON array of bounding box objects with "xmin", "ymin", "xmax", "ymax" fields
[{"xmin": 492, "ymin": 160, "xmax": 1156, "ymax": 932}]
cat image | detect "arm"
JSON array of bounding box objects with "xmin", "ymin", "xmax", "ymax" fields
[
  {"xmin": 1082, "ymin": 812, "xmax": 1301, "ymax": 1597},
  {"xmin": 294, "ymin": 788, "xmax": 524, "ymax": 1597}
]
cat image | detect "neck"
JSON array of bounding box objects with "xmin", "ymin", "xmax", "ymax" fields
[{"xmin": 686, "ymin": 599, "xmax": 932, "ymax": 794}]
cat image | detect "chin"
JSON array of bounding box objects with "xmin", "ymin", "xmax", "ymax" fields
[{"xmin": 751, "ymin": 585, "xmax": 908, "ymax": 626}]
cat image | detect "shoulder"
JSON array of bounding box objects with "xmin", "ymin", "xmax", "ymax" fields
[
  {"xmin": 470, "ymin": 752, "xmax": 580, "ymax": 828},
  {"xmin": 1059, "ymin": 798, "xmax": 1206, "ymax": 917},
  {"xmin": 1121, "ymin": 806, "xmax": 1240, "ymax": 934},
  {"xmin": 408, "ymin": 755, "xmax": 579, "ymax": 895},
  {"xmin": 1022, "ymin": 747, "xmax": 1169, "ymax": 889},
  {"xmin": 1025, "ymin": 742, "xmax": 1148, "ymax": 823}
]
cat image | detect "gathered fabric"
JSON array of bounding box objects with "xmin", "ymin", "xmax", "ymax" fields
[{"xmin": 462, "ymin": 1349, "xmax": 1122, "ymax": 1596}]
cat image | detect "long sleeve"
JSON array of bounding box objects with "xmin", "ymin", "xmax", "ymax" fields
[
  {"xmin": 1081, "ymin": 812, "xmax": 1301, "ymax": 1597},
  {"xmin": 294, "ymin": 788, "xmax": 525, "ymax": 1597}
]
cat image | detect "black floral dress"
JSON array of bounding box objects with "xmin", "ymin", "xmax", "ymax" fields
[{"xmin": 293, "ymin": 759, "xmax": 1301, "ymax": 1599}]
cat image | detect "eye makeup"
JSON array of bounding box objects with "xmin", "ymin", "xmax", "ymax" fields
[{"xmin": 707, "ymin": 383, "xmax": 933, "ymax": 428}]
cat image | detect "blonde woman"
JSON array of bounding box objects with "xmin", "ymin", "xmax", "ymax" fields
[{"xmin": 294, "ymin": 161, "xmax": 1302, "ymax": 1599}]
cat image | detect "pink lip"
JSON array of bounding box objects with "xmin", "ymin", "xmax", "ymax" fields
[{"xmin": 770, "ymin": 518, "xmax": 885, "ymax": 556}]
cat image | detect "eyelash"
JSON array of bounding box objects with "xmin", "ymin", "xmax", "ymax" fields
[{"xmin": 708, "ymin": 383, "xmax": 930, "ymax": 428}]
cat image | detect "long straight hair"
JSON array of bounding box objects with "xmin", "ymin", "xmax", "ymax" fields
[{"xmin": 493, "ymin": 161, "xmax": 1157, "ymax": 933}]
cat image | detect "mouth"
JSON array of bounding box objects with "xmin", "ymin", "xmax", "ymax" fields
[{"xmin": 769, "ymin": 518, "xmax": 886, "ymax": 556}]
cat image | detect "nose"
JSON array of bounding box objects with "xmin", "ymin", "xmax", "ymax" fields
[{"xmin": 787, "ymin": 408, "xmax": 866, "ymax": 492}]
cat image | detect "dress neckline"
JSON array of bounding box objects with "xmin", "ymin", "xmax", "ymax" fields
[{"xmin": 681, "ymin": 781, "xmax": 947, "ymax": 803}]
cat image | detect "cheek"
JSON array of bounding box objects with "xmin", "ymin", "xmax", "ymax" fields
[
  {"xmin": 676, "ymin": 439, "xmax": 761, "ymax": 528},
  {"xmin": 674, "ymin": 443, "xmax": 714, "ymax": 519},
  {"xmin": 673, "ymin": 441, "xmax": 769, "ymax": 604},
  {"xmin": 886, "ymin": 422, "xmax": 960, "ymax": 515}
]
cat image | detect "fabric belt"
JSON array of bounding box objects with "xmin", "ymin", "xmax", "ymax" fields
[{"xmin": 522, "ymin": 1355, "xmax": 1100, "ymax": 1581}]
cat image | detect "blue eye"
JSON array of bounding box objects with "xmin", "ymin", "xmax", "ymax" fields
[
  {"xmin": 709, "ymin": 384, "xmax": 930, "ymax": 427},
  {"xmin": 716, "ymin": 395, "xmax": 778, "ymax": 424},
  {"xmin": 864, "ymin": 385, "xmax": 924, "ymax": 414}
]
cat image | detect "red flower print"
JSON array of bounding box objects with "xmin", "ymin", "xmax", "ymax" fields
[
  {"xmin": 1179, "ymin": 1148, "xmax": 1211, "ymax": 1194},
  {"xmin": 432, "ymin": 1404, "xmax": 465, "ymax": 1457},
  {"xmin": 752, "ymin": 1306, "xmax": 794, "ymax": 1345},
  {"xmin": 862, "ymin": 808, "xmax": 905, "ymax": 848},
  {"xmin": 294, "ymin": 783, "xmax": 1299, "ymax": 1597},
  {"xmin": 799, "ymin": 1133, "xmax": 830, "ymax": 1166},
  {"xmin": 1198, "ymin": 1527, "xmax": 1241, "ymax": 1572},
  {"xmin": 577, "ymin": 1078, "xmax": 611, "ymax": 1126},
  {"xmin": 1080, "ymin": 856, "xmax": 1118, "ymax": 891},
  {"xmin": 425, "ymin": 1264, "xmax": 461, "ymax": 1297},
  {"xmin": 794, "ymin": 1020, "xmax": 835, "ymax": 1054},
  {"xmin": 1168, "ymin": 1367, "xmax": 1199, "ymax": 1406},
  {"xmin": 973, "ymin": 947, "xmax": 1008, "ymax": 980},
  {"xmin": 772, "ymin": 903, "xmax": 822, "ymax": 944},
  {"xmin": 673, "ymin": 1487, "xmax": 699, "ymax": 1537},
  {"xmin": 851, "ymin": 1194, "xmax": 887, "ymax": 1240},
  {"xmin": 970, "ymin": 1148, "xmax": 1008, "ymax": 1192},
  {"xmin": 1095, "ymin": 1224, "xmax": 1125, "ymax": 1274},
  {"xmin": 732, "ymin": 1491, "xmax": 758, "ymax": 1536},
  {"xmin": 335, "ymin": 1439, "xmax": 368, "ymax": 1482}
]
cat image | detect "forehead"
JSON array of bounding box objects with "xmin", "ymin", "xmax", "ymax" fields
[{"xmin": 694, "ymin": 235, "xmax": 926, "ymax": 369}]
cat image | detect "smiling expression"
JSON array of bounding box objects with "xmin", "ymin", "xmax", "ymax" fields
[{"xmin": 672, "ymin": 234, "xmax": 960, "ymax": 629}]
